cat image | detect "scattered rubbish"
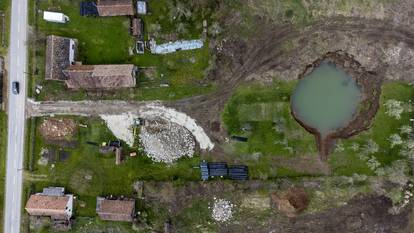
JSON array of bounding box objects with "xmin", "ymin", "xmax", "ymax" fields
[
  {"xmin": 58, "ymin": 150, "xmax": 70, "ymax": 161},
  {"xmin": 109, "ymin": 140, "xmax": 121, "ymax": 148},
  {"xmin": 231, "ymin": 136, "xmax": 248, "ymax": 142},
  {"xmin": 99, "ymin": 146, "xmax": 115, "ymax": 154},
  {"xmin": 211, "ymin": 198, "xmax": 234, "ymax": 222},
  {"xmin": 133, "ymin": 118, "xmax": 145, "ymax": 126},
  {"xmin": 86, "ymin": 141, "xmax": 99, "ymax": 146}
]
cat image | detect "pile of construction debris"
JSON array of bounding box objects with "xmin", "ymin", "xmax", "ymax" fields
[
  {"xmin": 140, "ymin": 118, "xmax": 195, "ymax": 163},
  {"xmin": 39, "ymin": 118, "xmax": 77, "ymax": 141},
  {"xmin": 211, "ymin": 198, "xmax": 234, "ymax": 222}
]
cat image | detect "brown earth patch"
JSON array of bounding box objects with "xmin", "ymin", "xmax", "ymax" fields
[
  {"xmin": 39, "ymin": 118, "xmax": 78, "ymax": 141},
  {"xmin": 273, "ymin": 154, "xmax": 331, "ymax": 175},
  {"xmin": 271, "ymin": 187, "xmax": 310, "ymax": 217},
  {"xmin": 291, "ymin": 51, "xmax": 383, "ymax": 160}
]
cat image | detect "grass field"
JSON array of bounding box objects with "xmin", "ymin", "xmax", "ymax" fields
[
  {"xmin": 222, "ymin": 81, "xmax": 414, "ymax": 177},
  {"xmin": 29, "ymin": 0, "xmax": 215, "ymax": 101},
  {"xmin": 0, "ymin": 111, "xmax": 7, "ymax": 232},
  {"xmin": 0, "ymin": 0, "xmax": 10, "ymax": 56}
]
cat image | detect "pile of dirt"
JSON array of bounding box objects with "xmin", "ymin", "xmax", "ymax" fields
[
  {"xmin": 271, "ymin": 187, "xmax": 310, "ymax": 217},
  {"xmin": 140, "ymin": 118, "xmax": 196, "ymax": 163},
  {"xmin": 39, "ymin": 118, "xmax": 77, "ymax": 141}
]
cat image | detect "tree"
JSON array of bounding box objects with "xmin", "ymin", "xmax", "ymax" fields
[
  {"xmin": 167, "ymin": 1, "xmax": 192, "ymax": 22},
  {"xmin": 208, "ymin": 22, "xmax": 222, "ymax": 37},
  {"xmin": 362, "ymin": 139, "xmax": 379, "ymax": 155},
  {"xmin": 389, "ymin": 134, "xmax": 403, "ymax": 148},
  {"xmin": 176, "ymin": 22, "xmax": 188, "ymax": 35},
  {"xmin": 384, "ymin": 99, "xmax": 404, "ymax": 120},
  {"xmin": 400, "ymin": 125, "xmax": 412, "ymax": 135},
  {"xmin": 149, "ymin": 23, "xmax": 162, "ymax": 38}
]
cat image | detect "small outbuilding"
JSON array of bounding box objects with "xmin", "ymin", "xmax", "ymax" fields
[
  {"xmin": 43, "ymin": 11, "xmax": 70, "ymax": 23},
  {"xmin": 96, "ymin": 197, "xmax": 135, "ymax": 222},
  {"xmin": 131, "ymin": 17, "xmax": 143, "ymax": 39},
  {"xmin": 80, "ymin": 1, "xmax": 99, "ymax": 16},
  {"xmin": 136, "ymin": 1, "xmax": 147, "ymax": 15},
  {"xmin": 62, "ymin": 64, "xmax": 137, "ymax": 90},
  {"xmin": 45, "ymin": 35, "xmax": 77, "ymax": 81},
  {"xmin": 96, "ymin": 0, "xmax": 134, "ymax": 16}
]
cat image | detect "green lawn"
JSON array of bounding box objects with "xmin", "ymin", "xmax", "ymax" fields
[
  {"xmin": 0, "ymin": 0, "xmax": 10, "ymax": 56},
  {"xmin": 0, "ymin": 111, "xmax": 7, "ymax": 232},
  {"xmin": 222, "ymin": 81, "xmax": 414, "ymax": 177},
  {"xmin": 30, "ymin": 0, "xmax": 216, "ymax": 101},
  {"xmin": 0, "ymin": 1, "xmax": 10, "ymax": 231}
]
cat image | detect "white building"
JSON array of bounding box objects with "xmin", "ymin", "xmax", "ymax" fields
[{"xmin": 43, "ymin": 11, "xmax": 70, "ymax": 23}]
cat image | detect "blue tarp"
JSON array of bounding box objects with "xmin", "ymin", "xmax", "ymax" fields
[
  {"xmin": 80, "ymin": 2, "xmax": 98, "ymax": 16},
  {"xmin": 151, "ymin": 39, "xmax": 203, "ymax": 54}
]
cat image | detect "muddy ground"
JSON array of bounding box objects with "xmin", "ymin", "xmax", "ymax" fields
[{"xmin": 142, "ymin": 181, "xmax": 413, "ymax": 233}]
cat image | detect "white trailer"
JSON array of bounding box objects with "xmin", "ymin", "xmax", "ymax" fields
[{"xmin": 43, "ymin": 11, "xmax": 70, "ymax": 23}]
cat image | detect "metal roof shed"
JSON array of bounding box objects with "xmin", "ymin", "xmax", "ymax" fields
[
  {"xmin": 200, "ymin": 161, "xmax": 209, "ymax": 181},
  {"xmin": 43, "ymin": 11, "xmax": 70, "ymax": 23}
]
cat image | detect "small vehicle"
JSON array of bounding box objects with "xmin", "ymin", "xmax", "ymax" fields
[{"xmin": 12, "ymin": 81, "xmax": 20, "ymax": 95}]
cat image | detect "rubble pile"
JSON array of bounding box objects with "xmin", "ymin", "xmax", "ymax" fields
[
  {"xmin": 39, "ymin": 118, "xmax": 77, "ymax": 140},
  {"xmin": 140, "ymin": 118, "xmax": 195, "ymax": 163},
  {"xmin": 211, "ymin": 198, "xmax": 234, "ymax": 222}
]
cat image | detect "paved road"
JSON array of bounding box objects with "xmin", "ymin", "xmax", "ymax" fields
[{"xmin": 4, "ymin": 0, "xmax": 28, "ymax": 232}]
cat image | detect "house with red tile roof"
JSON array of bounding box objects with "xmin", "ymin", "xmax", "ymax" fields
[
  {"xmin": 96, "ymin": 197, "xmax": 135, "ymax": 222},
  {"xmin": 25, "ymin": 187, "xmax": 73, "ymax": 220},
  {"xmin": 96, "ymin": 0, "xmax": 134, "ymax": 16}
]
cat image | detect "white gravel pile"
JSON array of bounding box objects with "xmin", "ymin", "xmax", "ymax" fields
[
  {"xmin": 211, "ymin": 198, "xmax": 234, "ymax": 222},
  {"xmin": 140, "ymin": 118, "xmax": 195, "ymax": 163},
  {"xmin": 100, "ymin": 113, "xmax": 135, "ymax": 146},
  {"xmin": 140, "ymin": 103, "xmax": 214, "ymax": 151}
]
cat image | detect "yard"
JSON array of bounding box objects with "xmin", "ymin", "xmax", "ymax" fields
[
  {"xmin": 29, "ymin": 0, "xmax": 216, "ymax": 101},
  {"xmin": 25, "ymin": 116, "xmax": 201, "ymax": 218},
  {"xmin": 221, "ymin": 80, "xmax": 414, "ymax": 178}
]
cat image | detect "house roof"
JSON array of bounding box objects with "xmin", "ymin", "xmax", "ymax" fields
[
  {"xmin": 97, "ymin": 0, "xmax": 134, "ymax": 16},
  {"xmin": 45, "ymin": 35, "xmax": 77, "ymax": 81},
  {"xmin": 96, "ymin": 198, "xmax": 135, "ymax": 215},
  {"xmin": 62, "ymin": 64, "xmax": 136, "ymax": 90},
  {"xmin": 25, "ymin": 195, "xmax": 70, "ymax": 211}
]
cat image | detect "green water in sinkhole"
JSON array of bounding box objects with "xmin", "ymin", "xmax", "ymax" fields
[{"xmin": 291, "ymin": 62, "xmax": 362, "ymax": 136}]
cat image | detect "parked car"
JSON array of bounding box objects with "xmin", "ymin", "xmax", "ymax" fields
[{"xmin": 12, "ymin": 81, "xmax": 19, "ymax": 95}]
